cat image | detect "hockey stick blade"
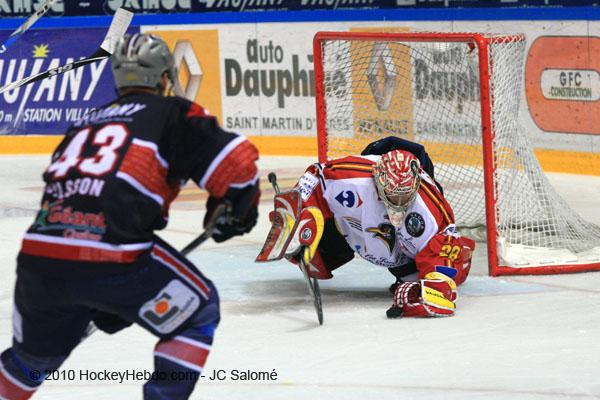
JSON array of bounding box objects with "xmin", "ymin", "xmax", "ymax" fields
[
  {"xmin": 0, "ymin": 0, "xmax": 57, "ymax": 54},
  {"xmin": 299, "ymin": 256, "xmax": 324, "ymax": 325},
  {"xmin": 0, "ymin": 8, "xmax": 133, "ymax": 95},
  {"xmin": 100, "ymin": 8, "xmax": 134, "ymax": 54}
]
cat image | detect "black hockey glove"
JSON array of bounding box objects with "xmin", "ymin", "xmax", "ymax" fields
[{"xmin": 204, "ymin": 182, "xmax": 260, "ymax": 243}]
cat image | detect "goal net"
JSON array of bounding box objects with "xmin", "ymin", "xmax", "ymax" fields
[{"xmin": 313, "ymin": 31, "xmax": 600, "ymax": 276}]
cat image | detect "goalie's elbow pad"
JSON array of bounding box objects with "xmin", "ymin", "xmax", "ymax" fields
[{"xmin": 388, "ymin": 272, "xmax": 457, "ymax": 318}]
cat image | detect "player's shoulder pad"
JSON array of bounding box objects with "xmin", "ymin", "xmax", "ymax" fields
[
  {"xmin": 418, "ymin": 179, "xmax": 454, "ymax": 226},
  {"xmin": 420, "ymin": 170, "xmax": 437, "ymax": 188},
  {"xmin": 168, "ymin": 96, "xmax": 213, "ymax": 120},
  {"xmin": 323, "ymin": 155, "xmax": 375, "ymax": 180}
]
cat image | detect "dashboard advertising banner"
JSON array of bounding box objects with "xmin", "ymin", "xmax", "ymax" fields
[
  {"xmin": 0, "ymin": 27, "xmax": 139, "ymax": 135},
  {"xmin": 218, "ymin": 26, "xmax": 317, "ymax": 136},
  {"xmin": 526, "ymin": 36, "xmax": 600, "ymax": 135},
  {"xmin": 0, "ymin": 0, "xmax": 596, "ymax": 18}
]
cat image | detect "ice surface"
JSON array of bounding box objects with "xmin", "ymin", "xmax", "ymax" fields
[{"xmin": 0, "ymin": 155, "xmax": 599, "ymax": 400}]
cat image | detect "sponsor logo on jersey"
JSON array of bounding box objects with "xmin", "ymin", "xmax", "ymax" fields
[
  {"xmin": 442, "ymin": 224, "xmax": 459, "ymax": 237},
  {"xmin": 33, "ymin": 200, "xmax": 107, "ymax": 241},
  {"xmin": 405, "ymin": 212, "xmax": 425, "ymax": 237},
  {"xmin": 343, "ymin": 216, "xmax": 363, "ymax": 231},
  {"xmin": 298, "ymin": 172, "xmax": 319, "ymax": 201},
  {"xmin": 140, "ymin": 280, "xmax": 200, "ymax": 335},
  {"xmin": 300, "ymin": 227, "xmax": 312, "ymax": 241},
  {"xmin": 359, "ymin": 252, "xmax": 403, "ymax": 268},
  {"xmin": 366, "ymin": 223, "xmax": 396, "ymax": 254},
  {"xmin": 72, "ymin": 103, "xmax": 146, "ymax": 127},
  {"xmin": 335, "ymin": 190, "xmax": 363, "ymax": 208}
]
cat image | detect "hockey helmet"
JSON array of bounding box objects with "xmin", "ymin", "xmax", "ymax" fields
[
  {"xmin": 373, "ymin": 149, "xmax": 422, "ymax": 227},
  {"xmin": 111, "ymin": 33, "xmax": 176, "ymax": 92}
]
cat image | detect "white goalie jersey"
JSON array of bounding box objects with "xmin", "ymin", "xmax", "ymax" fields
[{"xmin": 298, "ymin": 155, "xmax": 458, "ymax": 270}]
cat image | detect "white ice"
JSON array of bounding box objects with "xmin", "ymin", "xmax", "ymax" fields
[{"xmin": 0, "ymin": 155, "xmax": 599, "ymax": 400}]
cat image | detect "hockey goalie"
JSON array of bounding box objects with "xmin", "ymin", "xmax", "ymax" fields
[{"xmin": 257, "ymin": 138, "xmax": 475, "ymax": 318}]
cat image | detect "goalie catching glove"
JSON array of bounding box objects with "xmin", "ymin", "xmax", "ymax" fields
[{"xmin": 387, "ymin": 272, "xmax": 457, "ymax": 318}]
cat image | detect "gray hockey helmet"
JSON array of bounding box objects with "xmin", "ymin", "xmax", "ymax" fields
[{"xmin": 111, "ymin": 33, "xmax": 176, "ymax": 91}]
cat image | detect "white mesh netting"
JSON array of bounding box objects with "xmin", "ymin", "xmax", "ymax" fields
[{"xmin": 316, "ymin": 32, "xmax": 600, "ymax": 271}]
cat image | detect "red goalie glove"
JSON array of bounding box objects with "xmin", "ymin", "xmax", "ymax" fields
[{"xmin": 387, "ymin": 272, "xmax": 457, "ymax": 318}]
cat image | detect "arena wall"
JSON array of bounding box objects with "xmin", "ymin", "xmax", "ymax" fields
[{"xmin": 1, "ymin": 8, "xmax": 600, "ymax": 175}]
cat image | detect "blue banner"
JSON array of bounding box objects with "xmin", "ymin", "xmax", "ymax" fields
[
  {"xmin": 0, "ymin": 27, "xmax": 139, "ymax": 135},
  {"xmin": 0, "ymin": 0, "xmax": 597, "ymax": 18}
]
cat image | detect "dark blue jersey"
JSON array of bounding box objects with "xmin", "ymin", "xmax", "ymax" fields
[{"xmin": 22, "ymin": 92, "xmax": 259, "ymax": 264}]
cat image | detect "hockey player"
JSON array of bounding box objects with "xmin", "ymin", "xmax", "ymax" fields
[
  {"xmin": 257, "ymin": 147, "xmax": 474, "ymax": 318},
  {"xmin": 0, "ymin": 34, "xmax": 259, "ymax": 400}
]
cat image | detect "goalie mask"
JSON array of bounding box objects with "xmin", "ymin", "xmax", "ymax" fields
[
  {"xmin": 373, "ymin": 150, "xmax": 422, "ymax": 227},
  {"xmin": 111, "ymin": 33, "xmax": 176, "ymax": 93}
]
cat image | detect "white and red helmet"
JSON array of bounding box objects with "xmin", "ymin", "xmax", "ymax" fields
[{"xmin": 373, "ymin": 150, "xmax": 422, "ymax": 227}]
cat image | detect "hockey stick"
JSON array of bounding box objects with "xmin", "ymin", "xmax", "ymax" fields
[
  {"xmin": 181, "ymin": 203, "xmax": 229, "ymax": 256},
  {"xmin": 0, "ymin": 7, "xmax": 133, "ymax": 95},
  {"xmin": 268, "ymin": 172, "xmax": 324, "ymax": 325},
  {"xmin": 0, "ymin": 0, "xmax": 57, "ymax": 54}
]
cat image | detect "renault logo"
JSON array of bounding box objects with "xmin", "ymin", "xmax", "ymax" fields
[
  {"xmin": 172, "ymin": 40, "xmax": 203, "ymax": 101},
  {"xmin": 367, "ymin": 42, "xmax": 398, "ymax": 111}
]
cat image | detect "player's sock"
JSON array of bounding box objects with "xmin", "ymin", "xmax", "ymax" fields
[
  {"xmin": 144, "ymin": 321, "xmax": 217, "ymax": 400},
  {"xmin": 0, "ymin": 348, "xmax": 66, "ymax": 400}
]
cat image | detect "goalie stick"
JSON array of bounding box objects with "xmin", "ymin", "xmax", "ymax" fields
[
  {"xmin": 0, "ymin": 7, "xmax": 133, "ymax": 95},
  {"xmin": 268, "ymin": 172, "xmax": 324, "ymax": 325},
  {"xmin": 0, "ymin": 0, "xmax": 57, "ymax": 54}
]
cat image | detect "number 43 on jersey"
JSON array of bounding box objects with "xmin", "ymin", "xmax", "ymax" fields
[{"xmin": 47, "ymin": 124, "xmax": 129, "ymax": 179}]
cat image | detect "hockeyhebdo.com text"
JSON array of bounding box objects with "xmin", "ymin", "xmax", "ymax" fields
[{"xmin": 30, "ymin": 368, "xmax": 279, "ymax": 383}]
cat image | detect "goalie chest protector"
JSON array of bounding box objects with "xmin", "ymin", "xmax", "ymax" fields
[{"xmin": 319, "ymin": 156, "xmax": 451, "ymax": 268}]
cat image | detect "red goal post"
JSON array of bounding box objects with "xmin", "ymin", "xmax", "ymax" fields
[{"xmin": 312, "ymin": 31, "xmax": 600, "ymax": 277}]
